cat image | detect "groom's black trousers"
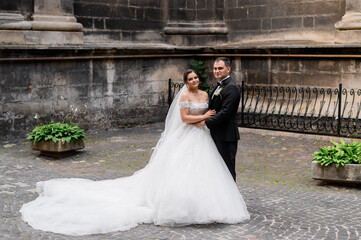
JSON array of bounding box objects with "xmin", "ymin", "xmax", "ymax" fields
[{"xmin": 214, "ymin": 140, "xmax": 237, "ymax": 181}]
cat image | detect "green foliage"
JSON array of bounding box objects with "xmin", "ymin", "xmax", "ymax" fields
[
  {"xmin": 189, "ymin": 59, "xmax": 210, "ymax": 92},
  {"xmin": 27, "ymin": 122, "xmax": 86, "ymax": 144},
  {"xmin": 313, "ymin": 140, "xmax": 361, "ymax": 168}
]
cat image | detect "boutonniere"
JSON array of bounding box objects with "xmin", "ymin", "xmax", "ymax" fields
[{"xmin": 214, "ymin": 87, "xmax": 223, "ymax": 97}]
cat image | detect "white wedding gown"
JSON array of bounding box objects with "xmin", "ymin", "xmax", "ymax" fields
[{"xmin": 20, "ymin": 88, "xmax": 250, "ymax": 236}]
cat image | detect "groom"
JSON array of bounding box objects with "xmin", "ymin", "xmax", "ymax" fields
[{"xmin": 196, "ymin": 57, "xmax": 241, "ymax": 181}]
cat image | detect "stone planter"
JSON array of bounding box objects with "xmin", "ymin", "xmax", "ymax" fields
[
  {"xmin": 31, "ymin": 140, "xmax": 85, "ymax": 158},
  {"xmin": 311, "ymin": 161, "xmax": 361, "ymax": 183}
]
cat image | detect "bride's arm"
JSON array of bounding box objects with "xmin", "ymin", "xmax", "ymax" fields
[
  {"xmin": 180, "ymin": 109, "xmax": 215, "ymax": 124},
  {"xmin": 179, "ymin": 92, "xmax": 215, "ymax": 124}
]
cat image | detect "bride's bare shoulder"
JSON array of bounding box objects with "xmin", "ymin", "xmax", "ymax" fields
[
  {"xmin": 179, "ymin": 90, "xmax": 189, "ymax": 102},
  {"xmin": 200, "ymin": 90, "xmax": 209, "ymax": 100}
]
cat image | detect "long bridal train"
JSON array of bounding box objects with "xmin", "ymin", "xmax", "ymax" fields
[{"xmin": 20, "ymin": 87, "xmax": 250, "ymax": 236}]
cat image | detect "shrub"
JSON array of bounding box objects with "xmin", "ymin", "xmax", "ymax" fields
[
  {"xmin": 27, "ymin": 122, "xmax": 86, "ymax": 144},
  {"xmin": 313, "ymin": 140, "xmax": 361, "ymax": 168},
  {"xmin": 189, "ymin": 59, "xmax": 210, "ymax": 92}
]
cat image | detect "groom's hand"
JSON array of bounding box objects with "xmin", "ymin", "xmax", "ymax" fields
[{"xmin": 194, "ymin": 120, "xmax": 206, "ymax": 127}]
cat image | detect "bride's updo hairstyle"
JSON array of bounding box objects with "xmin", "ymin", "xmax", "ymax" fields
[{"xmin": 183, "ymin": 69, "xmax": 199, "ymax": 83}]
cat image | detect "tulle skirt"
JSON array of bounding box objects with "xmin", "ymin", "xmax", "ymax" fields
[{"xmin": 20, "ymin": 124, "xmax": 250, "ymax": 235}]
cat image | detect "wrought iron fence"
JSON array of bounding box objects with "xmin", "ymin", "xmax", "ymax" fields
[
  {"xmin": 241, "ymin": 83, "xmax": 361, "ymax": 137},
  {"xmin": 168, "ymin": 79, "xmax": 361, "ymax": 138}
]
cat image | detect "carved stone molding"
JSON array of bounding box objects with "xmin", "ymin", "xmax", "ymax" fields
[
  {"xmin": 0, "ymin": 0, "xmax": 83, "ymax": 45},
  {"xmin": 164, "ymin": 22, "xmax": 228, "ymax": 35},
  {"xmin": 0, "ymin": 11, "xmax": 31, "ymax": 30},
  {"xmin": 335, "ymin": 0, "xmax": 361, "ymax": 30},
  {"xmin": 335, "ymin": 0, "xmax": 361, "ymax": 43},
  {"xmin": 31, "ymin": 0, "xmax": 83, "ymax": 32}
]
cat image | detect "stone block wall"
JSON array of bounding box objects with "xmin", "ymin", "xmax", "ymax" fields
[
  {"xmin": 240, "ymin": 56, "xmax": 361, "ymax": 89},
  {"xmin": 72, "ymin": 0, "xmax": 346, "ymax": 44},
  {"xmin": 2, "ymin": 48, "xmax": 361, "ymax": 139},
  {"xmin": 0, "ymin": 51, "xmax": 190, "ymax": 139},
  {"xmin": 74, "ymin": 0, "xmax": 165, "ymax": 43},
  {"xmin": 3, "ymin": 0, "xmax": 361, "ymax": 140},
  {"xmin": 226, "ymin": 0, "xmax": 345, "ymax": 41},
  {"xmin": 1, "ymin": 0, "xmax": 346, "ymax": 45}
]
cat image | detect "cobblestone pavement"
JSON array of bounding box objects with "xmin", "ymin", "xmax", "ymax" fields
[{"xmin": 1, "ymin": 122, "xmax": 361, "ymax": 240}]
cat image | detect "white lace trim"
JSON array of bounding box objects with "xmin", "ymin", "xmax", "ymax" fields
[{"xmin": 179, "ymin": 101, "xmax": 208, "ymax": 109}]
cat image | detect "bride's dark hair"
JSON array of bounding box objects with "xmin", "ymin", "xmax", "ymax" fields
[{"xmin": 183, "ymin": 69, "xmax": 199, "ymax": 83}]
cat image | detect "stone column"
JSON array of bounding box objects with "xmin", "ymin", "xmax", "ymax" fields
[
  {"xmin": 29, "ymin": 0, "xmax": 83, "ymax": 44},
  {"xmin": 164, "ymin": 0, "xmax": 228, "ymax": 46},
  {"xmin": 0, "ymin": 0, "xmax": 83, "ymax": 45},
  {"xmin": 32, "ymin": 0, "xmax": 82, "ymax": 31},
  {"xmin": 0, "ymin": 1, "xmax": 32, "ymax": 44},
  {"xmin": 335, "ymin": 0, "xmax": 361, "ymax": 43}
]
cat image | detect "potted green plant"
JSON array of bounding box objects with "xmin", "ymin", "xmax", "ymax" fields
[
  {"xmin": 311, "ymin": 140, "xmax": 361, "ymax": 183},
  {"xmin": 27, "ymin": 112, "xmax": 86, "ymax": 158}
]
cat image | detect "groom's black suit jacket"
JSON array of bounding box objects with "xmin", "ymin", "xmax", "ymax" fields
[{"xmin": 205, "ymin": 77, "xmax": 240, "ymax": 142}]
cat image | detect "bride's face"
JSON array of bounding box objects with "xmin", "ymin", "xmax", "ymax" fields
[{"xmin": 186, "ymin": 72, "xmax": 199, "ymax": 90}]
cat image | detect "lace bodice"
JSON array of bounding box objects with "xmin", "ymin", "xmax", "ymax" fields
[{"xmin": 179, "ymin": 101, "xmax": 208, "ymax": 116}]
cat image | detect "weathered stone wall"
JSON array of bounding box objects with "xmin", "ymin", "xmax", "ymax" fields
[
  {"xmin": 2, "ymin": 47, "xmax": 361, "ymax": 139},
  {"xmin": 0, "ymin": 51, "xmax": 189, "ymax": 139},
  {"xmin": 74, "ymin": 0, "xmax": 165, "ymax": 43},
  {"xmin": 226, "ymin": 0, "xmax": 345, "ymax": 42},
  {"xmin": 240, "ymin": 56, "xmax": 361, "ymax": 89},
  {"xmin": 70, "ymin": 0, "xmax": 346, "ymax": 45},
  {"xmin": 2, "ymin": 0, "xmax": 361, "ymax": 140}
]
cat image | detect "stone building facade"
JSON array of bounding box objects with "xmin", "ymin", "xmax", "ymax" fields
[{"xmin": 1, "ymin": 0, "xmax": 361, "ymax": 138}]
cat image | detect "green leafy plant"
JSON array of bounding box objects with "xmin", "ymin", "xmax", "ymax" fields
[
  {"xmin": 27, "ymin": 122, "xmax": 86, "ymax": 144},
  {"xmin": 313, "ymin": 140, "xmax": 361, "ymax": 168},
  {"xmin": 189, "ymin": 59, "xmax": 210, "ymax": 92}
]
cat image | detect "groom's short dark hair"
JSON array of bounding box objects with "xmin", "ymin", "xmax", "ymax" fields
[{"xmin": 215, "ymin": 57, "xmax": 231, "ymax": 68}]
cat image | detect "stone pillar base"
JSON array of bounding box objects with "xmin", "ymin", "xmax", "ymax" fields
[
  {"xmin": 335, "ymin": 12, "xmax": 361, "ymax": 30},
  {"xmin": 0, "ymin": 30, "xmax": 83, "ymax": 45},
  {"xmin": 335, "ymin": 30, "xmax": 361, "ymax": 44},
  {"xmin": 31, "ymin": 21, "xmax": 83, "ymax": 31},
  {"xmin": 0, "ymin": 21, "xmax": 31, "ymax": 30},
  {"xmin": 0, "ymin": 11, "xmax": 31, "ymax": 30},
  {"xmin": 31, "ymin": 14, "xmax": 83, "ymax": 31}
]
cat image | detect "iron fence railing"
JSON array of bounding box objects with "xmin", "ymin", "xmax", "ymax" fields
[{"xmin": 168, "ymin": 79, "xmax": 361, "ymax": 138}]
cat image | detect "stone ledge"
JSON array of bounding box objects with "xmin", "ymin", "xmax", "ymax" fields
[
  {"xmin": 3, "ymin": 38, "xmax": 361, "ymax": 50},
  {"xmin": 0, "ymin": 30, "xmax": 83, "ymax": 45},
  {"xmin": 311, "ymin": 161, "xmax": 361, "ymax": 183},
  {"xmin": 164, "ymin": 22, "xmax": 229, "ymax": 35}
]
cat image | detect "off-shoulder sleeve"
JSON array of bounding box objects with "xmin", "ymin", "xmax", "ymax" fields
[{"xmin": 179, "ymin": 101, "xmax": 190, "ymax": 109}]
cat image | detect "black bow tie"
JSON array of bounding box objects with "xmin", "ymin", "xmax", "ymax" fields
[{"xmin": 217, "ymin": 82, "xmax": 222, "ymax": 87}]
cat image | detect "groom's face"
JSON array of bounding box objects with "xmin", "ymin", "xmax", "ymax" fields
[{"xmin": 213, "ymin": 60, "xmax": 230, "ymax": 81}]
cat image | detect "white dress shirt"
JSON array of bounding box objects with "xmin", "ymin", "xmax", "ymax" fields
[{"xmin": 211, "ymin": 76, "xmax": 230, "ymax": 99}]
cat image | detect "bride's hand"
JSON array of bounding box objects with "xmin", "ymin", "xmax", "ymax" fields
[{"xmin": 203, "ymin": 109, "xmax": 216, "ymax": 119}]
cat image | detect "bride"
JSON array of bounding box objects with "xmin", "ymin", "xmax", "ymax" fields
[{"xmin": 20, "ymin": 69, "xmax": 250, "ymax": 236}]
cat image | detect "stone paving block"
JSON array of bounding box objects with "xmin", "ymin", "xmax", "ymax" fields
[{"xmin": 1, "ymin": 123, "xmax": 361, "ymax": 239}]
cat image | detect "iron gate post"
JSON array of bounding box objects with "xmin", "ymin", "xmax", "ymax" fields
[
  {"xmin": 168, "ymin": 79, "xmax": 172, "ymax": 106},
  {"xmin": 241, "ymin": 80, "xmax": 245, "ymax": 127},
  {"xmin": 337, "ymin": 83, "xmax": 342, "ymax": 137}
]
